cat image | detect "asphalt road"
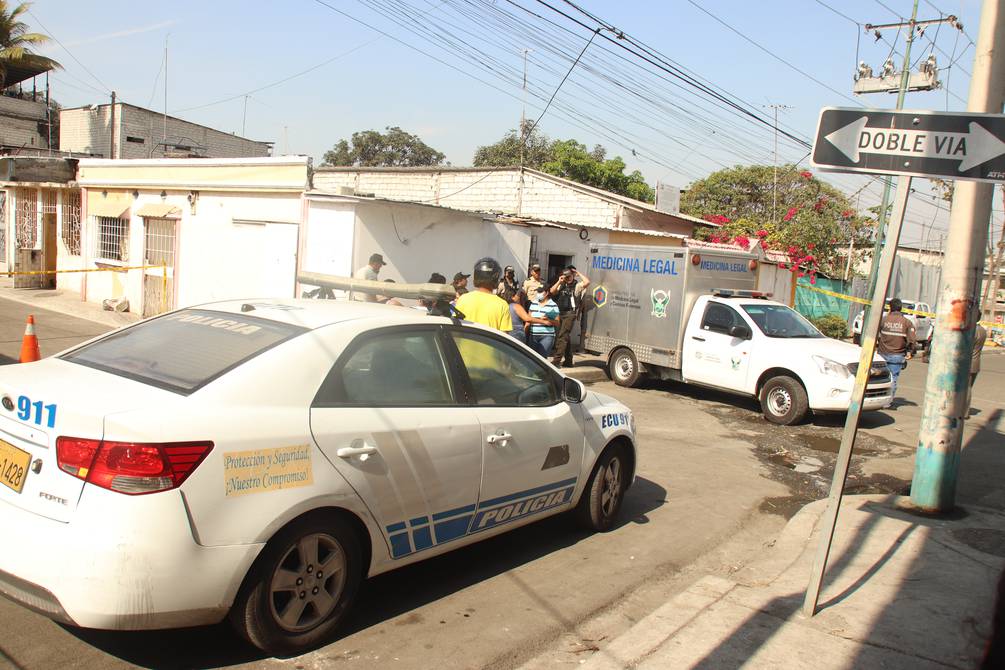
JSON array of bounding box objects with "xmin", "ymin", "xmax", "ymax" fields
[{"xmin": 0, "ymin": 298, "xmax": 1000, "ymax": 670}]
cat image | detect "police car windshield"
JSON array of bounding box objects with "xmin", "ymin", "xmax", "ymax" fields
[
  {"xmin": 741, "ymin": 304, "xmax": 823, "ymax": 339},
  {"xmin": 61, "ymin": 309, "xmax": 308, "ymax": 394}
]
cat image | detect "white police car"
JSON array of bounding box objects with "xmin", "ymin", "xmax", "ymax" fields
[{"xmin": 0, "ymin": 299, "xmax": 636, "ymax": 654}]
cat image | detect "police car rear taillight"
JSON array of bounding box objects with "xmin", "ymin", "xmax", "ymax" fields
[{"xmin": 56, "ymin": 437, "xmax": 213, "ymax": 495}]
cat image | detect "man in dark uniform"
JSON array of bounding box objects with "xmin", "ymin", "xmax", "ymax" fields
[
  {"xmin": 549, "ymin": 266, "xmax": 590, "ymax": 368},
  {"xmin": 877, "ymin": 298, "xmax": 917, "ymax": 401}
]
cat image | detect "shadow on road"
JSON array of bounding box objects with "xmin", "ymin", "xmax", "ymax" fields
[
  {"xmin": 637, "ymin": 377, "xmax": 896, "ymax": 428},
  {"xmin": 63, "ymin": 477, "xmax": 668, "ymax": 669}
]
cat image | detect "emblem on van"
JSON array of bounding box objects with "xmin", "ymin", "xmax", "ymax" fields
[
  {"xmin": 592, "ymin": 285, "xmax": 608, "ymax": 308},
  {"xmin": 1, "ymin": 396, "xmax": 12, "ymax": 411},
  {"xmin": 651, "ymin": 289, "xmax": 670, "ymax": 318}
]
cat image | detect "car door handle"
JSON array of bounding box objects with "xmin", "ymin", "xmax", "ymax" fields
[
  {"xmin": 486, "ymin": 432, "xmax": 513, "ymax": 445},
  {"xmin": 691, "ymin": 336, "xmax": 706, "ymax": 342},
  {"xmin": 336, "ymin": 445, "xmax": 378, "ymax": 459}
]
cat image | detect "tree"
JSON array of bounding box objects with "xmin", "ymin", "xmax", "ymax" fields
[
  {"xmin": 0, "ymin": 1, "xmax": 60, "ymax": 89},
  {"xmin": 473, "ymin": 127, "xmax": 655, "ymax": 203},
  {"xmin": 681, "ymin": 164, "xmax": 873, "ymax": 278},
  {"xmin": 543, "ymin": 140, "xmax": 654, "ymax": 203},
  {"xmin": 473, "ymin": 121, "xmax": 554, "ymax": 169},
  {"xmin": 321, "ymin": 126, "xmax": 445, "ymax": 167}
]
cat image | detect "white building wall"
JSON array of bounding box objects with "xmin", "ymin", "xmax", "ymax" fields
[
  {"xmin": 76, "ymin": 189, "xmax": 303, "ymax": 313},
  {"xmin": 350, "ymin": 201, "xmax": 531, "ymax": 287}
]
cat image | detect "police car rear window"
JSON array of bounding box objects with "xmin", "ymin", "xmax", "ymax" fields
[{"xmin": 61, "ymin": 309, "xmax": 308, "ymax": 394}]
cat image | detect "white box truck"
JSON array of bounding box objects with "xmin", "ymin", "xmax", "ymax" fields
[{"xmin": 584, "ymin": 242, "xmax": 893, "ymax": 425}]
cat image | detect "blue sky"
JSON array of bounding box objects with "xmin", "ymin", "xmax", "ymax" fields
[{"xmin": 28, "ymin": 0, "xmax": 991, "ymax": 248}]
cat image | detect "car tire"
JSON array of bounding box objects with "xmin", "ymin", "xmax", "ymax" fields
[
  {"xmin": 609, "ymin": 348, "xmax": 641, "ymax": 387},
  {"xmin": 576, "ymin": 445, "xmax": 628, "ymax": 532},
  {"xmin": 230, "ymin": 513, "xmax": 362, "ymax": 655},
  {"xmin": 759, "ymin": 375, "xmax": 808, "ymax": 426}
]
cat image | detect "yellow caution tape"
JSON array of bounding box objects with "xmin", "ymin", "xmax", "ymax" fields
[{"xmin": 799, "ymin": 282, "xmax": 1004, "ymax": 331}]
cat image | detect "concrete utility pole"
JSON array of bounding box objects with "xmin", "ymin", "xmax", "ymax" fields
[
  {"xmin": 980, "ymin": 188, "xmax": 1005, "ymax": 320},
  {"xmin": 911, "ymin": 0, "xmax": 1005, "ymax": 512},
  {"xmin": 857, "ymin": 3, "xmax": 961, "ymax": 324}
]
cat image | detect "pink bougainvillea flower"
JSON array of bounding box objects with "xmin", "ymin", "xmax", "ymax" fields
[
  {"xmin": 710, "ymin": 235, "xmax": 722, "ymax": 243},
  {"xmin": 810, "ymin": 276, "xmax": 817, "ymax": 285},
  {"xmin": 800, "ymin": 170, "xmax": 813, "ymax": 179},
  {"xmin": 841, "ymin": 210, "xmax": 853, "ymax": 219},
  {"xmin": 734, "ymin": 235, "xmax": 750, "ymax": 250},
  {"xmin": 783, "ymin": 207, "xmax": 798, "ymax": 221},
  {"xmin": 755, "ymin": 229, "xmax": 769, "ymax": 238},
  {"xmin": 760, "ymin": 240, "xmax": 771, "ymax": 250},
  {"xmin": 777, "ymin": 262, "xmax": 786, "ymax": 269},
  {"xmin": 798, "ymin": 271, "xmax": 806, "ymax": 277},
  {"xmin": 807, "ymin": 243, "xmax": 815, "ymax": 250},
  {"xmin": 787, "ymin": 245, "xmax": 799, "ymax": 256}
]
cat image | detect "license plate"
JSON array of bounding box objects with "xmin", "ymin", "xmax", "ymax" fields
[{"xmin": 0, "ymin": 439, "xmax": 30, "ymax": 494}]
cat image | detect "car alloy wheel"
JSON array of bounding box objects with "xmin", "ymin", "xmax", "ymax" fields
[
  {"xmin": 600, "ymin": 456, "xmax": 622, "ymax": 518},
  {"xmin": 269, "ymin": 533, "xmax": 348, "ymax": 633}
]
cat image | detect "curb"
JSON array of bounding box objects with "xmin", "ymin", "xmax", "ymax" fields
[
  {"xmin": 0, "ymin": 288, "xmax": 139, "ymax": 330},
  {"xmin": 563, "ymin": 364, "xmax": 609, "ymax": 385}
]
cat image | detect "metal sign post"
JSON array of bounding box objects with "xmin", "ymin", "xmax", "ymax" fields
[{"xmin": 802, "ymin": 176, "xmax": 912, "ymax": 618}]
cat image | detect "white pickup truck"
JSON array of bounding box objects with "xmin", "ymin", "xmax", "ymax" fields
[
  {"xmin": 585, "ymin": 243, "xmax": 894, "ymax": 425},
  {"xmin": 852, "ymin": 299, "xmax": 933, "ymax": 346}
]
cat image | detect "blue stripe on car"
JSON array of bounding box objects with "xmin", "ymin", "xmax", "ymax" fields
[{"xmin": 384, "ymin": 478, "xmax": 578, "ymax": 559}]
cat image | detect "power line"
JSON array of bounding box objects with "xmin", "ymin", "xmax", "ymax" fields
[
  {"xmin": 682, "ymin": 0, "xmax": 863, "ymax": 108},
  {"xmin": 173, "ymin": 36, "xmax": 383, "ymax": 113},
  {"xmin": 26, "ymin": 9, "xmax": 112, "ymax": 94}
]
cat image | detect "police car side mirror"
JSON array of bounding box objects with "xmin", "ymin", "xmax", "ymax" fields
[
  {"xmin": 729, "ymin": 325, "xmax": 752, "ymax": 340},
  {"xmin": 563, "ymin": 377, "xmax": 585, "ymax": 403}
]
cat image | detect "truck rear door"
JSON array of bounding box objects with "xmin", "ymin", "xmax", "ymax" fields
[{"xmin": 681, "ymin": 300, "xmax": 752, "ymax": 390}]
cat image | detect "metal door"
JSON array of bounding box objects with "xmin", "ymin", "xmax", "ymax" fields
[{"xmin": 142, "ymin": 217, "xmax": 176, "ymax": 317}]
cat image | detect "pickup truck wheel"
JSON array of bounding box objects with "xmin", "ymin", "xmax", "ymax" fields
[
  {"xmin": 609, "ymin": 348, "xmax": 640, "ymax": 387},
  {"xmin": 759, "ymin": 376, "xmax": 808, "ymax": 425}
]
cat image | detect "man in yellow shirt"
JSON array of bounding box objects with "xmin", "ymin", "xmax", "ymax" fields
[{"xmin": 455, "ymin": 258, "xmax": 513, "ymax": 331}]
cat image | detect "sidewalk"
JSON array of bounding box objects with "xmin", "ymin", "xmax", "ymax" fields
[
  {"xmin": 552, "ymin": 494, "xmax": 1002, "ymax": 669},
  {"xmin": 0, "ymin": 281, "xmax": 141, "ymax": 330}
]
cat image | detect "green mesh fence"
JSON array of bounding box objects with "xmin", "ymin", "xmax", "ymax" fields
[{"xmin": 795, "ymin": 277, "xmax": 854, "ymax": 321}]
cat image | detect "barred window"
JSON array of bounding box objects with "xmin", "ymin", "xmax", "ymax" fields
[
  {"xmin": 62, "ymin": 191, "xmax": 81, "ymax": 255},
  {"xmin": 95, "ymin": 216, "xmax": 129, "ymax": 262},
  {"xmin": 14, "ymin": 187, "xmax": 37, "ymax": 249},
  {"xmin": 144, "ymin": 218, "xmax": 176, "ymax": 267}
]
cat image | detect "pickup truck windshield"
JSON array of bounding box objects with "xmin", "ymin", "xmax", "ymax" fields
[{"xmin": 742, "ymin": 304, "xmax": 823, "ymax": 339}]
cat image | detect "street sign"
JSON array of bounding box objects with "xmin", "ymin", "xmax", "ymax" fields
[{"xmin": 812, "ymin": 107, "xmax": 1005, "ymax": 183}]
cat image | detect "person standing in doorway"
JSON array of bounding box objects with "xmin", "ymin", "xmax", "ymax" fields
[
  {"xmin": 523, "ymin": 263, "xmax": 543, "ymax": 297},
  {"xmin": 529, "ymin": 287, "xmax": 559, "ymax": 357},
  {"xmin": 877, "ymin": 298, "xmax": 917, "ymax": 402},
  {"xmin": 549, "ymin": 267, "xmax": 590, "ymax": 368},
  {"xmin": 353, "ymin": 253, "xmax": 386, "ymax": 302}
]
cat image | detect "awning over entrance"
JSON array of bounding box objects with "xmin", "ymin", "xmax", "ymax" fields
[
  {"xmin": 88, "ymin": 192, "xmax": 131, "ymax": 219},
  {"xmin": 135, "ymin": 203, "xmax": 182, "ymax": 219}
]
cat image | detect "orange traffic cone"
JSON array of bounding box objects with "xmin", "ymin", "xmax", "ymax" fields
[{"xmin": 19, "ymin": 315, "xmax": 40, "ymax": 363}]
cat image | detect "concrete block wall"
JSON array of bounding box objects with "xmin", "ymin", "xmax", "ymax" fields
[
  {"xmin": 312, "ymin": 168, "xmax": 698, "ymax": 236},
  {"xmin": 60, "ymin": 105, "xmax": 271, "ymax": 158},
  {"xmin": 60, "ymin": 107, "xmax": 112, "ymax": 157},
  {"xmin": 118, "ymin": 105, "xmax": 271, "ymax": 159},
  {"xmin": 0, "ymin": 96, "xmax": 48, "ymax": 149}
]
